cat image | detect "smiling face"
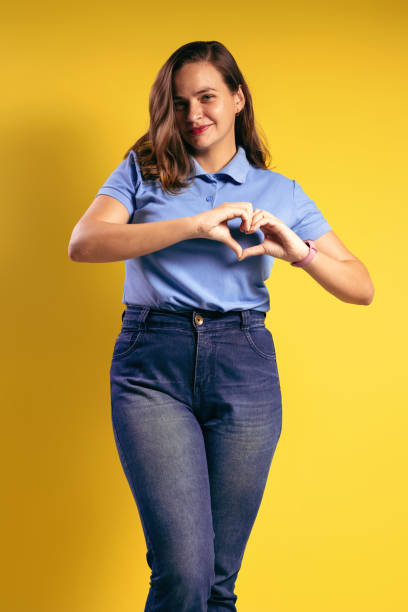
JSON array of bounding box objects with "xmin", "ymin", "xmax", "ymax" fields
[{"xmin": 172, "ymin": 61, "xmax": 244, "ymax": 158}]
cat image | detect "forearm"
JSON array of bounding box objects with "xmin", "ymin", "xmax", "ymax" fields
[
  {"xmin": 69, "ymin": 216, "xmax": 197, "ymax": 262},
  {"xmin": 296, "ymin": 249, "xmax": 375, "ymax": 305}
]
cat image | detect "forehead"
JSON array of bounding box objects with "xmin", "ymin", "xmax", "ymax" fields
[{"xmin": 172, "ymin": 62, "xmax": 224, "ymax": 96}]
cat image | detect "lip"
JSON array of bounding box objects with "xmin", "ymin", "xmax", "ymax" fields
[{"xmin": 189, "ymin": 124, "xmax": 213, "ymax": 135}]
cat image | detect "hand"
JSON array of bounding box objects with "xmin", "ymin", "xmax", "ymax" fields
[
  {"xmin": 193, "ymin": 201, "xmax": 255, "ymax": 259},
  {"xmin": 238, "ymin": 210, "xmax": 310, "ymax": 263}
]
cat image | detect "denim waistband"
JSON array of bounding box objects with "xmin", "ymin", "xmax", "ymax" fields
[{"xmin": 121, "ymin": 304, "xmax": 267, "ymax": 331}]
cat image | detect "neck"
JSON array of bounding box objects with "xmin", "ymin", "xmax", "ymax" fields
[{"xmin": 192, "ymin": 143, "xmax": 238, "ymax": 173}]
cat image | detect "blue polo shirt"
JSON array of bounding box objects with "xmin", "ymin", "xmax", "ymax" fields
[{"xmin": 95, "ymin": 146, "xmax": 331, "ymax": 312}]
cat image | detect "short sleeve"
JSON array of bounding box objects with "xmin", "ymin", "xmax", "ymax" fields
[
  {"xmin": 95, "ymin": 150, "xmax": 141, "ymax": 216},
  {"xmin": 290, "ymin": 179, "xmax": 331, "ymax": 240}
]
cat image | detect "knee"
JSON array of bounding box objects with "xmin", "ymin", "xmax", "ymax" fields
[
  {"xmin": 157, "ymin": 553, "xmax": 215, "ymax": 604},
  {"xmin": 170, "ymin": 554, "xmax": 215, "ymax": 588}
]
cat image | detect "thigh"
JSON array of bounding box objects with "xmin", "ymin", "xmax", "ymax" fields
[
  {"xmin": 201, "ymin": 324, "xmax": 283, "ymax": 578},
  {"xmin": 109, "ymin": 329, "xmax": 215, "ymax": 572}
]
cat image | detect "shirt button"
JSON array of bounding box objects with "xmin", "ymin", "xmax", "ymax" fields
[
  {"xmin": 194, "ymin": 315, "xmax": 204, "ymax": 325},
  {"xmin": 206, "ymin": 195, "xmax": 213, "ymax": 202}
]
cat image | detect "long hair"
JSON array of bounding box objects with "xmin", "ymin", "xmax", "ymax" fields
[{"xmin": 123, "ymin": 40, "xmax": 275, "ymax": 195}]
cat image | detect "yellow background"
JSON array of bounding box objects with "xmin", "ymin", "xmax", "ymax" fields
[{"xmin": 2, "ymin": 0, "xmax": 407, "ymax": 610}]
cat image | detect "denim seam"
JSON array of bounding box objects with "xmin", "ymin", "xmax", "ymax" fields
[
  {"xmin": 112, "ymin": 329, "xmax": 144, "ymax": 361},
  {"xmin": 243, "ymin": 328, "xmax": 276, "ymax": 360}
]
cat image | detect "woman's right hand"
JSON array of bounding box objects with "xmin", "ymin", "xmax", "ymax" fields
[{"xmin": 193, "ymin": 202, "xmax": 257, "ymax": 260}]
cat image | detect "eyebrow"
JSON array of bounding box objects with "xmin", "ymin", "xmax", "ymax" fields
[{"xmin": 173, "ymin": 87, "xmax": 217, "ymax": 101}]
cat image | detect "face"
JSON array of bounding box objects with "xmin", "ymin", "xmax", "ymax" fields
[{"xmin": 172, "ymin": 61, "xmax": 244, "ymax": 155}]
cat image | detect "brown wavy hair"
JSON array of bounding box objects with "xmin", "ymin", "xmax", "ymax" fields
[{"xmin": 123, "ymin": 40, "xmax": 275, "ymax": 195}]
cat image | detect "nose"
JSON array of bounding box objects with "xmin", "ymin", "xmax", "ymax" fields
[{"xmin": 185, "ymin": 101, "xmax": 203, "ymax": 124}]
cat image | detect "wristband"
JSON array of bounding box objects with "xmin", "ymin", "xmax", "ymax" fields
[{"xmin": 290, "ymin": 240, "xmax": 317, "ymax": 267}]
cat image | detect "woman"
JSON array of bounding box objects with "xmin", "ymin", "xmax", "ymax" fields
[{"xmin": 68, "ymin": 41, "xmax": 374, "ymax": 611}]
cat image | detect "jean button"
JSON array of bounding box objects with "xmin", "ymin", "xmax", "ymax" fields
[{"xmin": 194, "ymin": 314, "xmax": 204, "ymax": 325}]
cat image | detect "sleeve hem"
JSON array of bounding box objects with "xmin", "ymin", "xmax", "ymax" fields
[
  {"xmin": 293, "ymin": 222, "xmax": 332, "ymax": 241},
  {"xmin": 95, "ymin": 187, "xmax": 133, "ymax": 216}
]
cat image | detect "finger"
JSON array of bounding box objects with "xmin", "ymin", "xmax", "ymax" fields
[
  {"xmin": 250, "ymin": 212, "xmax": 279, "ymax": 226},
  {"xmin": 239, "ymin": 244, "xmax": 265, "ymax": 260},
  {"xmin": 225, "ymin": 202, "xmax": 253, "ymax": 232},
  {"xmin": 223, "ymin": 236, "xmax": 244, "ymax": 260},
  {"xmin": 250, "ymin": 216, "xmax": 278, "ymax": 232},
  {"xmin": 247, "ymin": 210, "xmax": 279, "ymax": 232},
  {"xmin": 238, "ymin": 205, "xmax": 254, "ymax": 232},
  {"xmin": 247, "ymin": 210, "xmax": 266, "ymax": 228},
  {"xmin": 245, "ymin": 203, "xmax": 254, "ymax": 231}
]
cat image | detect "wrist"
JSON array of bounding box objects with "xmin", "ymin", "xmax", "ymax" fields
[
  {"xmin": 187, "ymin": 215, "xmax": 203, "ymax": 238},
  {"xmin": 292, "ymin": 243, "xmax": 310, "ymax": 261},
  {"xmin": 290, "ymin": 239, "xmax": 318, "ymax": 267}
]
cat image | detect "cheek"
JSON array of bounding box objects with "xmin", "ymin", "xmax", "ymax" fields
[{"xmin": 212, "ymin": 103, "xmax": 233, "ymax": 122}]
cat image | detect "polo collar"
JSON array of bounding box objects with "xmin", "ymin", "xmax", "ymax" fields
[{"xmin": 189, "ymin": 145, "xmax": 250, "ymax": 184}]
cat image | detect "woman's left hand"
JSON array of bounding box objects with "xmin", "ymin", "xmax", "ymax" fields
[{"xmin": 239, "ymin": 209, "xmax": 310, "ymax": 263}]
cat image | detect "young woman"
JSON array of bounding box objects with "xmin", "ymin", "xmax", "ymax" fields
[{"xmin": 69, "ymin": 41, "xmax": 374, "ymax": 611}]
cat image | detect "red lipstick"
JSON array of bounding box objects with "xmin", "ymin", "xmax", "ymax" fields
[{"xmin": 190, "ymin": 124, "xmax": 212, "ymax": 135}]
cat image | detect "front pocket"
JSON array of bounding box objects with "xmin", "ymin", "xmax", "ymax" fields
[
  {"xmin": 243, "ymin": 326, "xmax": 276, "ymax": 360},
  {"xmin": 112, "ymin": 329, "xmax": 144, "ymax": 361}
]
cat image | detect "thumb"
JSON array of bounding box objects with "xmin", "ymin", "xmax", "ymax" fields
[
  {"xmin": 239, "ymin": 244, "xmax": 265, "ymax": 260},
  {"xmin": 222, "ymin": 236, "xmax": 243, "ymax": 260}
]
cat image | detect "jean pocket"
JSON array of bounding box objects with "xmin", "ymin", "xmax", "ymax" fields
[
  {"xmin": 112, "ymin": 329, "xmax": 144, "ymax": 361},
  {"xmin": 243, "ymin": 326, "xmax": 276, "ymax": 360}
]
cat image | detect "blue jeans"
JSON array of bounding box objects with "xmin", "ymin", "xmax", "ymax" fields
[{"xmin": 110, "ymin": 305, "xmax": 283, "ymax": 611}]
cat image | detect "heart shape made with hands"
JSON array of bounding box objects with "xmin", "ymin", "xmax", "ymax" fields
[{"xmin": 238, "ymin": 210, "xmax": 308, "ymax": 263}]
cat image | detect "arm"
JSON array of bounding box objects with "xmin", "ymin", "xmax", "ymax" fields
[
  {"xmin": 293, "ymin": 231, "xmax": 375, "ymax": 305},
  {"xmin": 240, "ymin": 210, "xmax": 375, "ymax": 306},
  {"xmin": 68, "ymin": 195, "xmax": 197, "ymax": 263}
]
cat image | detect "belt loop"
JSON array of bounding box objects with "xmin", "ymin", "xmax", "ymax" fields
[
  {"xmin": 121, "ymin": 309, "xmax": 126, "ymax": 321},
  {"xmin": 138, "ymin": 306, "xmax": 151, "ymax": 330},
  {"xmin": 240, "ymin": 309, "xmax": 250, "ymax": 330}
]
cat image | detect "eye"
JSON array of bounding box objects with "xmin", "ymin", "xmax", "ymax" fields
[{"xmin": 174, "ymin": 94, "xmax": 215, "ymax": 110}]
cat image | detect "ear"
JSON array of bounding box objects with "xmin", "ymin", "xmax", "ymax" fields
[{"xmin": 235, "ymin": 84, "xmax": 245, "ymax": 114}]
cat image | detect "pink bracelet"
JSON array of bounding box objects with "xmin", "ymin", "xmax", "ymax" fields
[{"xmin": 290, "ymin": 240, "xmax": 317, "ymax": 267}]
